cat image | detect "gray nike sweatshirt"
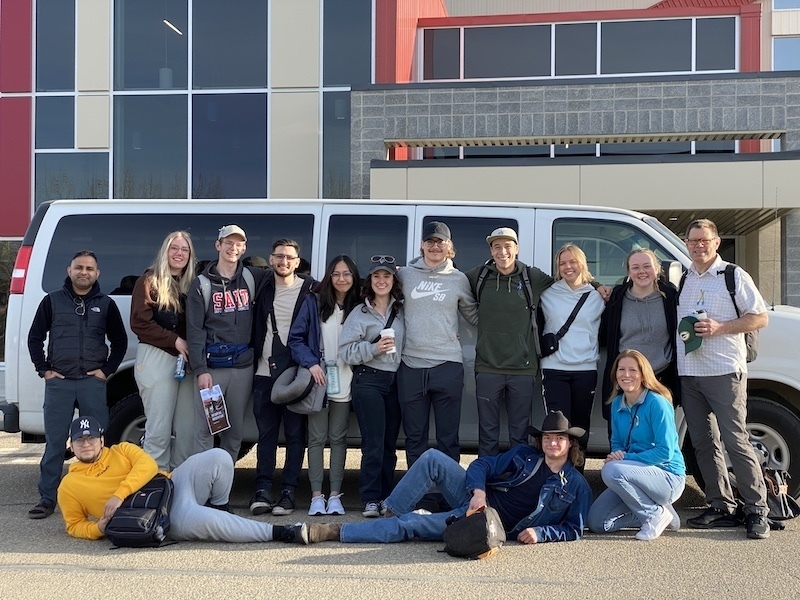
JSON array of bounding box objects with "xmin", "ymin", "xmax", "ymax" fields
[{"xmin": 397, "ymin": 256, "xmax": 478, "ymax": 368}]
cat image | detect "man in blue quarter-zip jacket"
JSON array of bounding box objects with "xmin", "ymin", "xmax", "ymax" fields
[{"xmin": 304, "ymin": 411, "xmax": 592, "ymax": 545}]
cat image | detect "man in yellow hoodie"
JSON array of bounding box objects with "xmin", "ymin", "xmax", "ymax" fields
[{"xmin": 57, "ymin": 416, "xmax": 308, "ymax": 544}]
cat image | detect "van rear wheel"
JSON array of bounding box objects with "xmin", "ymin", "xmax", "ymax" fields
[{"xmin": 105, "ymin": 392, "xmax": 146, "ymax": 446}]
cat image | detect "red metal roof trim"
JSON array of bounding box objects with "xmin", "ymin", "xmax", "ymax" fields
[{"xmin": 649, "ymin": 0, "xmax": 755, "ymax": 8}]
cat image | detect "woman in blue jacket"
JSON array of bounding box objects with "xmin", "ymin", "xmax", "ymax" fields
[
  {"xmin": 288, "ymin": 255, "xmax": 361, "ymax": 517},
  {"xmin": 588, "ymin": 349, "xmax": 686, "ymax": 541}
]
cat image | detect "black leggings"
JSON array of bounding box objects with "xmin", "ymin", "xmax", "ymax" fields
[{"xmin": 541, "ymin": 369, "xmax": 597, "ymax": 451}]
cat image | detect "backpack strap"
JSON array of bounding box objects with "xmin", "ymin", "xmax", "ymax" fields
[
  {"xmin": 676, "ymin": 270, "xmax": 688, "ymax": 305},
  {"xmin": 474, "ymin": 262, "xmax": 491, "ymax": 302},
  {"xmin": 721, "ymin": 263, "xmax": 742, "ymax": 317}
]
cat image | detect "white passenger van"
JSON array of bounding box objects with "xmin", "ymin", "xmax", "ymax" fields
[{"xmin": 4, "ymin": 199, "xmax": 800, "ymax": 493}]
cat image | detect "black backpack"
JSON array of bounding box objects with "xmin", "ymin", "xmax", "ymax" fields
[
  {"xmin": 678, "ymin": 263, "xmax": 758, "ymax": 362},
  {"xmin": 105, "ymin": 474, "xmax": 174, "ymax": 548},
  {"xmin": 440, "ymin": 506, "xmax": 506, "ymax": 559}
]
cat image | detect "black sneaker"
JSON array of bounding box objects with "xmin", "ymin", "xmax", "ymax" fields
[
  {"xmin": 271, "ymin": 489, "xmax": 296, "ymax": 516},
  {"xmin": 687, "ymin": 507, "xmax": 739, "ymax": 529},
  {"xmin": 745, "ymin": 513, "xmax": 770, "ymax": 539},
  {"xmin": 276, "ymin": 523, "xmax": 308, "ymax": 545},
  {"xmin": 28, "ymin": 500, "xmax": 55, "ymax": 520},
  {"xmin": 249, "ymin": 490, "xmax": 275, "ymax": 516}
]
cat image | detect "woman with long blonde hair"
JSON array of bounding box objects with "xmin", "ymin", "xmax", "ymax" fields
[
  {"xmin": 587, "ymin": 349, "xmax": 685, "ymax": 541},
  {"xmin": 130, "ymin": 231, "xmax": 197, "ymax": 470},
  {"xmin": 539, "ymin": 243, "xmax": 606, "ymax": 455}
]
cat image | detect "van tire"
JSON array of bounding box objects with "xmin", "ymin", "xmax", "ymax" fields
[
  {"xmin": 105, "ymin": 392, "xmax": 146, "ymax": 446},
  {"xmin": 746, "ymin": 395, "xmax": 800, "ymax": 499}
]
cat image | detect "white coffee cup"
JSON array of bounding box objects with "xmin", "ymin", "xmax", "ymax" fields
[{"xmin": 380, "ymin": 328, "xmax": 396, "ymax": 354}]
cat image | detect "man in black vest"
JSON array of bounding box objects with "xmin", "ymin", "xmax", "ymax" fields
[{"xmin": 27, "ymin": 250, "xmax": 127, "ymax": 519}]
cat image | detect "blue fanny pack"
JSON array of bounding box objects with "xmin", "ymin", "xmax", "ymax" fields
[{"xmin": 206, "ymin": 342, "xmax": 249, "ymax": 369}]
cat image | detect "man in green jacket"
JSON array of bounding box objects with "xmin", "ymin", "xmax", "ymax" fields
[{"xmin": 466, "ymin": 228, "xmax": 554, "ymax": 457}]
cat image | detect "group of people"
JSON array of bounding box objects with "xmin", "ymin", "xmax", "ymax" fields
[{"xmin": 27, "ymin": 216, "xmax": 772, "ymax": 547}]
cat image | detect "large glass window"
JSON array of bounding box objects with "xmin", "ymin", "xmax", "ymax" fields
[
  {"xmin": 464, "ymin": 26, "xmax": 550, "ymax": 79},
  {"xmin": 36, "ymin": 0, "xmax": 75, "ymax": 91},
  {"xmin": 192, "ymin": 94, "xmax": 267, "ymax": 198},
  {"xmin": 113, "ymin": 95, "xmax": 187, "ymax": 198},
  {"xmin": 42, "ymin": 214, "xmax": 315, "ymax": 294},
  {"xmin": 463, "ymin": 146, "xmax": 550, "ymax": 159},
  {"xmin": 323, "ymin": 92, "xmax": 351, "ymax": 198},
  {"xmin": 555, "ymin": 23, "xmax": 597, "ymax": 77},
  {"xmin": 36, "ymin": 97, "xmax": 74, "ymax": 149},
  {"xmin": 193, "ymin": 0, "xmax": 267, "ymax": 89},
  {"xmin": 423, "ymin": 29, "xmax": 460, "ymax": 80},
  {"xmin": 324, "ymin": 0, "xmax": 372, "ymax": 86},
  {"xmin": 114, "ymin": 0, "xmax": 188, "ymax": 90},
  {"xmin": 775, "ymin": 1, "xmax": 800, "ymax": 9},
  {"xmin": 601, "ymin": 20, "xmax": 692, "ymax": 74},
  {"xmin": 327, "ymin": 215, "xmax": 408, "ymax": 276},
  {"xmin": 774, "ymin": 37, "xmax": 800, "ymax": 70},
  {"xmin": 696, "ymin": 18, "xmax": 736, "ymax": 71},
  {"xmin": 553, "ymin": 219, "xmax": 671, "ymax": 286},
  {"xmin": 35, "ymin": 153, "xmax": 109, "ymax": 208}
]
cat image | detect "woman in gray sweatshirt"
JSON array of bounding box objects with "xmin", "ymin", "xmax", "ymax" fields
[{"xmin": 338, "ymin": 256, "xmax": 405, "ymax": 518}]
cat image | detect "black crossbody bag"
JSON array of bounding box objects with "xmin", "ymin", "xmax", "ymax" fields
[{"xmin": 539, "ymin": 292, "xmax": 591, "ymax": 358}]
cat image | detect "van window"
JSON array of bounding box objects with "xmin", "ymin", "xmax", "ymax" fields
[
  {"xmin": 41, "ymin": 214, "xmax": 314, "ymax": 294},
  {"xmin": 553, "ymin": 218, "xmax": 672, "ymax": 286},
  {"xmin": 326, "ymin": 214, "xmax": 408, "ymax": 277},
  {"xmin": 423, "ymin": 216, "xmax": 519, "ymax": 273}
]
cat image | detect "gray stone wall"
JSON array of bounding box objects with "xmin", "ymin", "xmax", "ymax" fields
[{"xmin": 351, "ymin": 74, "xmax": 800, "ymax": 198}]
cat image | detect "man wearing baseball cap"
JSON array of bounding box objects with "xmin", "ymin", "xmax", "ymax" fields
[
  {"xmin": 57, "ymin": 416, "xmax": 308, "ymax": 544},
  {"xmin": 186, "ymin": 225, "xmax": 266, "ymax": 463},
  {"xmin": 465, "ymin": 227, "xmax": 556, "ymax": 457},
  {"xmin": 304, "ymin": 410, "xmax": 592, "ymax": 545}
]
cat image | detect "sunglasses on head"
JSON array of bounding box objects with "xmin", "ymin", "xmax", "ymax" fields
[{"xmin": 371, "ymin": 255, "xmax": 396, "ymax": 265}]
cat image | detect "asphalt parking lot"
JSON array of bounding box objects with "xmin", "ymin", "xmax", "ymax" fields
[{"xmin": 0, "ymin": 433, "xmax": 798, "ymax": 600}]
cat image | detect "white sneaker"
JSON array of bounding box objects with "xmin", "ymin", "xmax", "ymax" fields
[
  {"xmin": 326, "ymin": 494, "xmax": 345, "ymax": 515},
  {"xmin": 635, "ymin": 506, "xmax": 673, "ymax": 541},
  {"xmin": 362, "ymin": 502, "xmax": 380, "ymax": 518},
  {"xmin": 664, "ymin": 503, "xmax": 680, "ymax": 531},
  {"xmin": 308, "ymin": 495, "xmax": 327, "ymax": 516}
]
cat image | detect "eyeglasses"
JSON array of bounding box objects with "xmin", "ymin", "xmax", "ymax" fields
[
  {"xmin": 221, "ymin": 240, "xmax": 245, "ymax": 249},
  {"xmin": 685, "ymin": 237, "xmax": 717, "ymax": 247},
  {"xmin": 371, "ymin": 255, "xmax": 396, "ymax": 265},
  {"xmin": 331, "ymin": 271, "xmax": 353, "ymax": 280},
  {"xmin": 271, "ymin": 253, "xmax": 299, "ymax": 262},
  {"xmin": 74, "ymin": 297, "xmax": 85, "ymax": 316},
  {"xmin": 423, "ymin": 239, "xmax": 447, "ymax": 249},
  {"xmin": 73, "ymin": 436, "xmax": 99, "ymax": 446},
  {"xmin": 169, "ymin": 245, "xmax": 190, "ymax": 255}
]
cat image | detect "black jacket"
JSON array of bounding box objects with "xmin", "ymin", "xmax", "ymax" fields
[
  {"xmin": 252, "ymin": 271, "xmax": 315, "ymax": 363},
  {"xmin": 28, "ymin": 278, "xmax": 127, "ymax": 379},
  {"xmin": 600, "ymin": 278, "xmax": 680, "ymax": 413}
]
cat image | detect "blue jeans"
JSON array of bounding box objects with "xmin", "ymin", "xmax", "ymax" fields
[
  {"xmin": 253, "ymin": 375, "xmax": 307, "ymax": 492},
  {"xmin": 40, "ymin": 377, "xmax": 108, "ymax": 503},
  {"xmin": 340, "ymin": 449, "xmax": 471, "ymax": 543},
  {"xmin": 351, "ymin": 366, "xmax": 401, "ymax": 503},
  {"xmin": 587, "ymin": 460, "xmax": 685, "ymax": 532}
]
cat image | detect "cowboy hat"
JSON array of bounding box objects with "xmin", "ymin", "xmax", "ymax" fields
[{"xmin": 527, "ymin": 410, "xmax": 585, "ymax": 439}]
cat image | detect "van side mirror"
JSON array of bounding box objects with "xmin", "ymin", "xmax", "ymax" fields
[{"xmin": 661, "ymin": 260, "xmax": 683, "ymax": 287}]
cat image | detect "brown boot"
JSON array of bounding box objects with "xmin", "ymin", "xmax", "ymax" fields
[{"xmin": 309, "ymin": 523, "xmax": 342, "ymax": 543}]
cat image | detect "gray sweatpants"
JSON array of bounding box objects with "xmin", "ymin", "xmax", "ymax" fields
[{"xmin": 169, "ymin": 448, "xmax": 274, "ymax": 542}]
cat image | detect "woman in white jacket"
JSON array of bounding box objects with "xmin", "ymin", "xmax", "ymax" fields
[{"xmin": 539, "ymin": 244, "xmax": 605, "ymax": 454}]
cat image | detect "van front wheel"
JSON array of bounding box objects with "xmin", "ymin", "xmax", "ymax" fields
[
  {"xmin": 105, "ymin": 393, "xmax": 146, "ymax": 446},
  {"xmin": 745, "ymin": 396, "xmax": 800, "ymax": 498}
]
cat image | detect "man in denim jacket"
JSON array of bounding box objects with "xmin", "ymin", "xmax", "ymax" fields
[{"xmin": 305, "ymin": 411, "xmax": 592, "ymax": 545}]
